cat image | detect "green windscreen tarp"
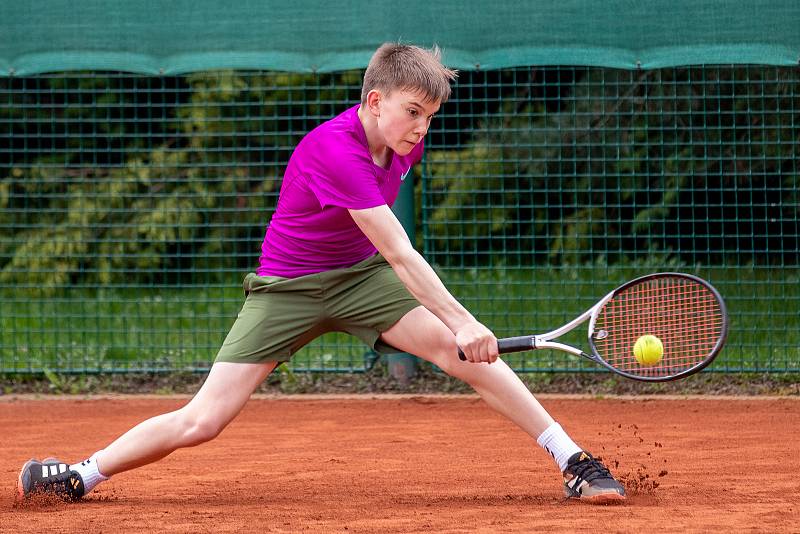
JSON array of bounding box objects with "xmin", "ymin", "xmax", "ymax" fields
[{"xmin": 1, "ymin": 1, "xmax": 799, "ymax": 75}]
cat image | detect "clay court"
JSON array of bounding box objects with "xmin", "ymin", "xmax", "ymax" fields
[{"xmin": 2, "ymin": 395, "xmax": 797, "ymax": 533}]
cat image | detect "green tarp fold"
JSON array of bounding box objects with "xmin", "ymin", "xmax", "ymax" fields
[{"xmin": 1, "ymin": 1, "xmax": 799, "ymax": 75}]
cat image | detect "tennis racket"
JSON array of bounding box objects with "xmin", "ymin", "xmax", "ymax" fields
[{"xmin": 458, "ymin": 272, "xmax": 728, "ymax": 382}]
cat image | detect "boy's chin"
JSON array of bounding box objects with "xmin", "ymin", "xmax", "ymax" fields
[{"xmin": 392, "ymin": 141, "xmax": 416, "ymax": 156}]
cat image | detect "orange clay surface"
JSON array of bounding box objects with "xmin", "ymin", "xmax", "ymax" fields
[{"xmin": 1, "ymin": 395, "xmax": 798, "ymax": 533}]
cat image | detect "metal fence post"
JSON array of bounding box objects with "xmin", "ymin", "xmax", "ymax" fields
[{"xmin": 387, "ymin": 172, "xmax": 419, "ymax": 385}]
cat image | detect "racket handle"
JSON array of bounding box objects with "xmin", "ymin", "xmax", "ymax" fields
[{"xmin": 458, "ymin": 336, "xmax": 535, "ymax": 361}]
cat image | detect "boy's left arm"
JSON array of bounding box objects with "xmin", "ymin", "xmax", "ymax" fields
[{"xmin": 349, "ymin": 205, "xmax": 498, "ymax": 363}]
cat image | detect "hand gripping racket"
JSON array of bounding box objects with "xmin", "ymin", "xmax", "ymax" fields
[{"xmin": 458, "ymin": 273, "xmax": 729, "ymax": 382}]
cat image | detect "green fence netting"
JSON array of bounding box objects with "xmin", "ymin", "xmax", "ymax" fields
[{"xmin": 1, "ymin": 66, "xmax": 799, "ymax": 373}]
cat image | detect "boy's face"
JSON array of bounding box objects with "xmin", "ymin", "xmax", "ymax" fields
[{"xmin": 372, "ymin": 88, "xmax": 440, "ymax": 156}]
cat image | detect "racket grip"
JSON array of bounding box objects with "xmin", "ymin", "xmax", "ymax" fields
[{"xmin": 458, "ymin": 336, "xmax": 535, "ymax": 360}]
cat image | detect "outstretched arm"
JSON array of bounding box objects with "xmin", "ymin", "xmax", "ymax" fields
[{"xmin": 349, "ymin": 205, "xmax": 498, "ymax": 363}]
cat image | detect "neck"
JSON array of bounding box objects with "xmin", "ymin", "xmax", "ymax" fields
[{"xmin": 357, "ymin": 104, "xmax": 391, "ymax": 167}]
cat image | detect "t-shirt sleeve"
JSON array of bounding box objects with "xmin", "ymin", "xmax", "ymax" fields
[{"xmin": 305, "ymin": 142, "xmax": 386, "ymax": 210}]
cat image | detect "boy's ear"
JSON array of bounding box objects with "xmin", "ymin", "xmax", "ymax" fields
[{"xmin": 365, "ymin": 89, "xmax": 383, "ymax": 117}]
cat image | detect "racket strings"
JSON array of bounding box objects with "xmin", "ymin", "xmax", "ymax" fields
[{"xmin": 593, "ymin": 277, "xmax": 725, "ymax": 378}]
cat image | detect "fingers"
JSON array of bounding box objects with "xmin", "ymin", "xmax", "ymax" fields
[
  {"xmin": 463, "ymin": 342, "xmax": 491, "ymax": 363},
  {"xmin": 455, "ymin": 322, "xmax": 498, "ymax": 364}
]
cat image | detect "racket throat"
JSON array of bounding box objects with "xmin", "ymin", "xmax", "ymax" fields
[{"xmin": 534, "ymin": 337, "xmax": 587, "ymax": 358}]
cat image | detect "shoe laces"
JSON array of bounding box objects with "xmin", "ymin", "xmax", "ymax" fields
[
  {"xmin": 34, "ymin": 469, "xmax": 84, "ymax": 500},
  {"xmin": 569, "ymin": 455, "xmax": 614, "ymax": 482}
]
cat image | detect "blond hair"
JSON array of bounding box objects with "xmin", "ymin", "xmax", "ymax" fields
[{"xmin": 361, "ymin": 43, "xmax": 457, "ymax": 105}]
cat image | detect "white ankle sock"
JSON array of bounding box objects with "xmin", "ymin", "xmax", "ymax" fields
[
  {"xmin": 536, "ymin": 422, "xmax": 583, "ymax": 472},
  {"xmin": 70, "ymin": 451, "xmax": 109, "ymax": 494}
]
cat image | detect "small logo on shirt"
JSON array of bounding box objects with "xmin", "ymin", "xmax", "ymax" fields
[{"xmin": 400, "ymin": 168, "xmax": 411, "ymax": 181}]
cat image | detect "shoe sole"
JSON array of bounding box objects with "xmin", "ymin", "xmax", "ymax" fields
[{"xmin": 569, "ymin": 492, "xmax": 627, "ymax": 504}]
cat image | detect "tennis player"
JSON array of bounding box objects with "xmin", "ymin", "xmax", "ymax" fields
[{"xmin": 18, "ymin": 43, "xmax": 625, "ymax": 504}]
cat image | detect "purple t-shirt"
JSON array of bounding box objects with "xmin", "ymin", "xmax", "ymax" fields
[{"xmin": 257, "ymin": 105, "xmax": 424, "ymax": 278}]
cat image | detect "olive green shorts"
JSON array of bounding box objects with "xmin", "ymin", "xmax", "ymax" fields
[{"xmin": 214, "ymin": 254, "xmax": 421, "ymax": 364}]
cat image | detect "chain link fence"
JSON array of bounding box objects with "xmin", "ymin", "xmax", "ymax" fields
[{"xmin": 1, "ymin": 66, "xmax": 798, "ymax": 373}]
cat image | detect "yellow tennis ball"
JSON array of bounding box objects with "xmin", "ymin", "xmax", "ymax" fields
[{"xmin": 633, "ymin": 335, "xmax": 663, "ymax": 366}]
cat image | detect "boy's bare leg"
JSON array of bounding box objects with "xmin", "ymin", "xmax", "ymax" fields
[
  {"xmin": 379, "ymin": 306, "xmax": 626, "ymax": 503},
  {"xmin": 379, "ymin": 306, "xmax": 555, "ymax": 438},
  {"xmin": 95, "ymin": 361, "xmax": 278, "ymax": 476}
]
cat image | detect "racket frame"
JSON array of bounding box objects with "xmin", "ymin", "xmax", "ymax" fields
[
  {"xmin": 585, "ymin": 272, "xmax": 728, "ymax": 381},
  {"xmin": 461, "ymin": 272, "xmax": 729, "ymax": 382}
]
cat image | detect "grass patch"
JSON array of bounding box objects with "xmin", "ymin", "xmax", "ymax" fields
[{"xmin": 1, "ymin": 266, "xmax": 798, "ymax": 374}]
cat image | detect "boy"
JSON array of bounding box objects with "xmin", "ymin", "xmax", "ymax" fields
[{"xmin": 18, "ymin": 43, "xmax": 625, "ymax": 504}]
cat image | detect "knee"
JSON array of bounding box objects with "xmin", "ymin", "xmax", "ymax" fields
[
  {"xmin": 177, "ymin": 409, "xmax": 227, "ymax": 446},
  {"xmin": 427, "ymin": 339, "xmax": 463, "ymax": 377},
  {"xmin": 432, "ymin": 342, "xmax": 493, "ymax": 385},
  {"xmin": 434, "ymin": 354, "xmax": 458, "ymax": 377}
]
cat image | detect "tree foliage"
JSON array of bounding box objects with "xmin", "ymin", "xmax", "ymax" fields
[
  {"xmin": 0, "ymin": 71, "xmax": 361, "ymax": 293},
  {"xmin": 425, "ymin": 67, "xmax": 799, "ymax": 267}
]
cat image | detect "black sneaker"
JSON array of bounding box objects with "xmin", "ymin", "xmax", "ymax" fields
[
  {"xmin": 562, "ymin": 451, "xmax": 626, "ymax": 503},
  {"xmin": 17, "ymin": 458, "xmax": 85, "ymax": 501}
]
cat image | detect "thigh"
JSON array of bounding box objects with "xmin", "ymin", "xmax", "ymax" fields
[
  {"xmin": 182, "ymin": 361, "xmax": 278, "ymax": 425},
  {"xmin": 377, "ymin": 306, "xmax": 466, "ymax": 373}
]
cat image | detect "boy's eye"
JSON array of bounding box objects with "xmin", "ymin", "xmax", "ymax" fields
[{"xmin": 408, "ymin": 108, "xmax": 419, "ymax": 117}]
